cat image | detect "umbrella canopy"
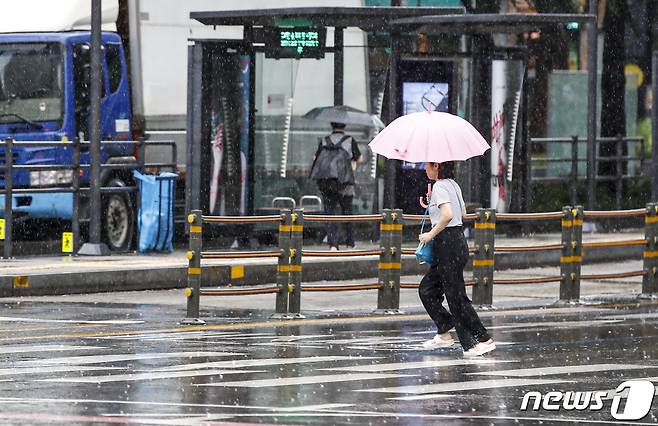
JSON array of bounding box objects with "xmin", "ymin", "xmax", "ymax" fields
[
  {"xmin": 368, "ymin": 111, "xmax": 490, "ymax": 163},
  {"xmin": 303, "ymin": 105, "xmax": 385, "ymax": 129}
]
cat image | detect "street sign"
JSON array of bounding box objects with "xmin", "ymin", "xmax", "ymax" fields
[
  {"xmin": 264, "ymin": 27, "xmax": 326, "ymax": 59},
  {"xmin": 62, "ymin": 232, "xmax": 73, "ymax": 253},
  {"xmin": 0, "ymin": 219, "xmax": 4, "ymax": 240}
]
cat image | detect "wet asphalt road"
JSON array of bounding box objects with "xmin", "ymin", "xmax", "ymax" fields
[{"xmin": 0, "ymin": 298, "xmax": 657, "ymax": 425}]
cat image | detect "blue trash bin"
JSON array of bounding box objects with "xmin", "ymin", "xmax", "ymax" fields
[{"xmin": 133, "ymin": 171, "xmax": 178, "ymax": 253}]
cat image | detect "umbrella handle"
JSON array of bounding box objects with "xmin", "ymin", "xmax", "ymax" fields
[{"xmin": 419, "ymin": 183, "xmax": 432, "ymax": 208}]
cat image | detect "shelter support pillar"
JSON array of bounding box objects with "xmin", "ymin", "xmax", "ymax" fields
[{"xmin": 334, "ymin": 27, "xmax": 344, "ymax": 106}]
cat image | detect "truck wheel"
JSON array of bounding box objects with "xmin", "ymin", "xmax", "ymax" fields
[{"xmin": 102, "ymin": 177, "xmax": 134, "ymax": 252}]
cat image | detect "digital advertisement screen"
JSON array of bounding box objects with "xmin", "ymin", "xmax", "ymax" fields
[
  {"xmin": 400, "ymin": 82, "xmax": 449, "ymax": 170},
  {"xmin": 402, "ymin": 82, "xmax": 449, "ymax": 115}
]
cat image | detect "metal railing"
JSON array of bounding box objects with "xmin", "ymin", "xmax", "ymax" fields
[
  {"xmin": 0, "ymin": 137, "xmax": 176, "ymax": 258},
  {"xmin": 529, "ymin": 136, "xmax": 645, "ymax": 209},
  {"xmin": 183, "ymin": 204, "xmax": 658, "ymax": 323}
]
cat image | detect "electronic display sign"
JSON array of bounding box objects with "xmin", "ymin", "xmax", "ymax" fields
[{"xmin": 264, "ymin": 27, "xmax": 326, "ymax": 59}]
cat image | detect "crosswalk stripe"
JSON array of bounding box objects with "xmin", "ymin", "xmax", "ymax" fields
[
  {"xmin": 0, "ymin": 396, "xmax": 355, "ymax": 413},
  {"xmin": 468, "ymin": 363, "xmax": 651, "ymax": 377},
  {"xmin": 321, "ymin": 359, "xmax": 515, "ymax": 372},
  {"xmin": 39, "ymin": 369, "xmax": 264, "ymax": 384},
  {"xmin": 149, "ymin": 356, "xmax": 379, "ymax": 372},
  {"xmin": 198, "ymin": 373, "xmax": 415, "ymax": 388},
  {"xmin": 0, "ymin": 316, "xmax": 144, "ymax": 325},
  {"xmin": 361, "ymin": 378, "xmax": 574, "ymax": 398},
  {"xmin": 485, "ymin": 320, "xmax": 623, "ymax": 330},
  {"xmin": 0, "ymin": 345, "xmax": 105, "ymax": 354},
  {"xmin": 16, "ymin": 352, "xmax": 239, "ymax": 366},
  {"xmin": 0, "ymin": 366, "xmax": 122, "ymax": 376}
]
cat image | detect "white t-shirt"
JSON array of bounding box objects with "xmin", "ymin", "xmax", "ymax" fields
[{"xmin": 428, "ymin": 179, "xmax": 465, "ymax": 227}]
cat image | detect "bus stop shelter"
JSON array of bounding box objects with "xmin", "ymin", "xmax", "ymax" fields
[
  {"xmin": 390, "ymin": 12, "xmax": 597, "ymax": 211},
  {"xmin": 186, "ymin": 7, "xmax": 597, "ymax": 219}
]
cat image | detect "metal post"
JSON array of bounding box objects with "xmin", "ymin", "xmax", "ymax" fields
[
  {"xmin": 287, "ymin": 208, "xmax": 304, "ymax": 318},
  {"xmin": 559, "ymin": 205, "xmax": 582, "ymax": 303},
  {"xmin": 134, "ymin": 136, "xmax": 145, "ymax": 247},
  {"xmin": 586, "ymin": 7, "xmax": 598, "ymax": 210},
  {"xmin": 520, "ymin": 66, "xmax": 530, "ymax": 213},
  {"xmin": 182, "ymin": 210, "xmax": 204, "ymax": 324},
  {"xmin": 383, "ymin": 34, "xmax": 399, "ymax": 209},
  {"xmin": 272, "ymin": 210, "xmax": 292, "ymax": 318},
  {"xmin": 334, "ymin": 27, "xmax": 344, "ymax": 106},
  {"xmin": 652, "ymin": 51, "xmax": 658, "ymax": 201},
  {"xmin": 526, "ymin": 136, "xmax": 533, "ymax": 213},
  {"xmin": 79, "ymin": 0, "xmax": 109, "ymax": 255},
  {"xmin": 3, "ymin": 137, "xmax": 12, "ymax": 259},
  {"xmin": 137, "ymin": 137, "xmax": 146, "ymax": 170},
  {"xmin": 615, "ymin": 136, "xmax": 623, "ymax": 210},
  {"xmin": 72, "ymin": 137, "xmax": 81, "ymax": 255},
  {"xmin": 127, "ymin": 0, "xmax": 144, "ymax": 125},
  {"xmin": 571, "ymin": 135, "xmax": 578, "ymax": 206},
  {"xmin": 472, "ymin": 208, "xmax": 495, "ymax": 307},
  {"xmin": 641, "ymin": 203, "xmax": 658, "ymax": 298}
]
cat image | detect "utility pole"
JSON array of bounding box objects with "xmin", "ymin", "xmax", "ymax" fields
[
  {"xmin": 586, "ymin": 0, "xmax": 598, "ymax": 211},
  {"xmin": 79, "ymin": 0, "xmax": 110, "ymax": 255},
  {"xmin": 383, "ymin": 0, "xmax": 401, "ymax": 209}
]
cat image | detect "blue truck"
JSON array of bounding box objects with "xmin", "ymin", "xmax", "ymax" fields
[{"xmin": 0, "ymin": 31, "xmax": 137, "ymax": 251}]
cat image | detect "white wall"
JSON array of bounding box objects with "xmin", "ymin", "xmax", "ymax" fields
[
  {"xmin": 0, "ymin": 0, "xmax": 119, "ymax": 32},
  {"xmin": 139, "ymin": 0, "xmax": 369, "ymax": 121}
]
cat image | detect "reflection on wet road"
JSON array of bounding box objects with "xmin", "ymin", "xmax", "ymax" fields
[{"xmin": 0, "ymin": 301, "xmax": 657, "ymax": 425}]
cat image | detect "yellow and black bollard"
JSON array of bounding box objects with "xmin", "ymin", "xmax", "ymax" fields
[
  {"xmin": 272, "ymin": 209, "xmax": 293, "ymax": 318},
  {"xmin": 376, "ymin": 209, "xmax": 392, "ymax": 312},
  {"xmin": 389, "ymin": 209, "xmax": 403, "ymax": 313},
  {"xmin": 182, "ymin": 210, "xmax": 204, "ymax": 324},
  {"xmin": 288, "ymin": 208, "xmax": 304, "ymax": 318},
  {"xmin": 377, "ymin": 209, "xmax": 402, "ymax": 313},
  {"xmin": 641, "ymin": 203, "xmax": 658, "ymax": 298},
  {"xmin": 559, "ymin": 205, "xmax": 583, "ymax": 303},
  {"xmin": 472, "ymin": 208, "xmax": 496, "ymax": 307}
]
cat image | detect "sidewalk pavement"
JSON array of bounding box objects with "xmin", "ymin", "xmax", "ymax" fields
[
  {"xmin": 3, "ymin": 260, "xmax": 646, "ymax": 317},
  {"xmin": 0, "ymin": 229, "xmax": 646, "ymax": 297}
]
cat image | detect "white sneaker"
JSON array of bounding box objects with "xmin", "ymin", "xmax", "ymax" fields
[
  {"xmin": 421, "ymin": 334, "xmax": 454, "ymax": 349},
  {"xmin": 463, "ymin": 341, "xmax": 496, "ymax": 357}
]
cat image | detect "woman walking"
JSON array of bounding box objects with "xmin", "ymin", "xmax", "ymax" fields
[{"xmin": 418, "ymin": 161, "xmax": 495, "ymax": 357}]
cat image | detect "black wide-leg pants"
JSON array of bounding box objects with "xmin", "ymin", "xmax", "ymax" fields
[{"xmin": 419, "ymin": 226, "xmax": 490, "ymax": 350}]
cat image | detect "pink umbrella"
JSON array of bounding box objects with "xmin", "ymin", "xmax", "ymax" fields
[{"xmin": 368, "ymin": 111, "xmax": 490, "ymax": 163}]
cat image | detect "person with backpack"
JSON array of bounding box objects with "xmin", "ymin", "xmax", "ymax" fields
[{"xmin": 310, "ymin": 122, "xmax": 363, "ymax": 251}]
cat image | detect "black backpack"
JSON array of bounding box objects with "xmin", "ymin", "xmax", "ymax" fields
[{"xmin": 310, "ymin": 135, "xmax": 355, "ymax": 193}]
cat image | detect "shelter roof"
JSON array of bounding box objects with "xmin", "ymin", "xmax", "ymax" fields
[
  {"xmin": 190, "ymin": 7, "xmax": 465, "ymax": 32},
  {"xmin": 391, "ymin": 13, "xmax": 595, "ymax": 34}
]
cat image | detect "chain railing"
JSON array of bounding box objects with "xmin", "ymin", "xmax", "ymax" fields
[{"xmin": 183, "ymin": 203, "xmax": 658, "ymax": 323}]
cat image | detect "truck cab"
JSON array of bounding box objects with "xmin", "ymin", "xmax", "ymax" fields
[{"xmin": 0, "ymin": 31, "xmax": 135, "ymax": 250}]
